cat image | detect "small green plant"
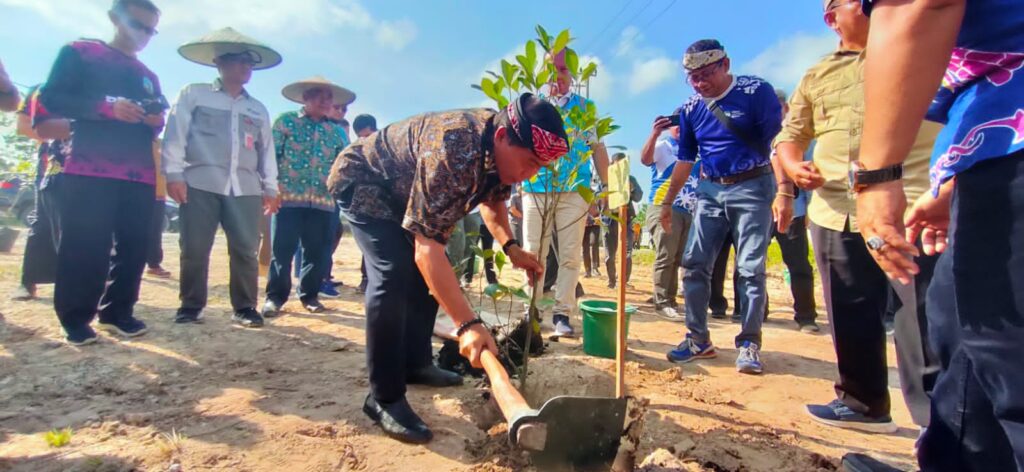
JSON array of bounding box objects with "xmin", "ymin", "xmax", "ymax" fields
[
  {"xmin": 473, "ymin": 25, "xmax": 621, "ymax": 390},
  {"xmin": 43, "ymin": 427, "xmax": 72, "ymax": 448}
]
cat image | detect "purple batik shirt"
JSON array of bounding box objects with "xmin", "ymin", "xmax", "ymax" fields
[{"xmin": 40, "ymin": 40, "xmax": 163, "ymax": 185}]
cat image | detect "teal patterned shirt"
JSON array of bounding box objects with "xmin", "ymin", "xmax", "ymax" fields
[{"xmin": 272, "ymin": 110, "xmax": 350, "ymax": 212}]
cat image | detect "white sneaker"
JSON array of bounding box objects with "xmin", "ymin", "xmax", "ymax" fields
[{"xmin": 656, "ymin": 306, "xmax": 684, "ymax": 322}]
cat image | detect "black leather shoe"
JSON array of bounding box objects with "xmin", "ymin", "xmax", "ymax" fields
[
  {"xmin": 362, "ymin": 395, "xmax": 433, "ymax": 444},
  {"xmin": 407, "ymin": 364, "xmax": 464, "ymax": 387}
]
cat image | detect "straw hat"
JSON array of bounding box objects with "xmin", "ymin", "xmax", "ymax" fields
[
  {"xmin": 281, "ymin": 76, "xmax": 357, "ymax": 106},
  {"xmin": 178, "ymin": 27, "xmax": 282, "ymax": 71}
]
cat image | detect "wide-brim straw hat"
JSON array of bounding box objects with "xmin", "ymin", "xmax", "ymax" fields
[
  {"xmin": 282, "ymin": 76, "xmax": 357, "ymax": 106},
  {"xmin": 178, "ymin": 27, "xmax": 282, "ymax": 71}
]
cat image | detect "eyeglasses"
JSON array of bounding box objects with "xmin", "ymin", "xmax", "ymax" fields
[
  {"xmin": 120, "ymin": 14, "xmax": 158, "ymax": 36},
  {"xmin": 826, "ymin": 0, "xmax": 860, "ymax": 13},
  {"xmin": 686, "ymin": 61, "xmax": 722, "ymax": 85}
]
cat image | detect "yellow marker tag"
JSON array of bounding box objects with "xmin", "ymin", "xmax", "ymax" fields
[{"xmin": 608, "ymin": 157, "xmax": 630, "ymax": 209}]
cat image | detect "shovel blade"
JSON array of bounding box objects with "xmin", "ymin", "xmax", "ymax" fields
[{"xmin": 516, "ymin": 396, "xmax": 628, "ymax": 470}]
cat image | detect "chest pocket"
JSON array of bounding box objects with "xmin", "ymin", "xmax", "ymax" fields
[
  {"xmin": 192, "ymin": 106, "xmax": 228, "ymax": 136},
  {"xmin": 806, "ymin": 67, "xmax": 861, "ymax": 130}
]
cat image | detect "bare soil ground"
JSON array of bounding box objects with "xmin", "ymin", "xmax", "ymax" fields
[{"xmin": 0, "ymin": 233, "xmax": 918, "ymax": 471}]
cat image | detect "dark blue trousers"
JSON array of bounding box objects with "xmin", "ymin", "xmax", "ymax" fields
[
  {"xmin": 345, "ymin": 213, "xmax": 438, "ymax": 404},
  {"xmin": 919, "ymin": 150, "xmax": 1024, "ymax": 471},
  {"xmin": 266, "ymin": 207, "xmax": 332, "ymax": 305}
]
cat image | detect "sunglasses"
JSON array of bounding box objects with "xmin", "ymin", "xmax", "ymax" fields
[
  {"xmin": 118, "ymin": 13, "xmax": 158, "ymax": 36},
  {"xmin": 218, "ymin": 51, "xmax": 260, "ymax": 66}
]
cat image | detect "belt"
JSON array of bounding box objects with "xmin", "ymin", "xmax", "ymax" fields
[{"xmin": 704, "ymin": 165, "xmax": 773, "ymax": 185}]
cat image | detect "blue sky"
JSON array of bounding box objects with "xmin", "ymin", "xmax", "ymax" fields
[{"xmin": 0, "ymin": 0, "xmax": 837, "ymax": 190}]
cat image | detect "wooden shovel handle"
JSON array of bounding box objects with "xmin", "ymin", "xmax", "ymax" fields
[{"xmin": 480, "ymin": 349, "xmax": 532, "ymax": 422}]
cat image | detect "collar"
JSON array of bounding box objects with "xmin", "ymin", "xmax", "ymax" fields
[
  {"xmin": 706, "ymin": 75, "xmax": 737, "ymax": 103},
  {"xmin": 212, "ymin": 78, "xmax": 250, "ymax": 98},
  {"xmin": 833, "ymin": 47, "xmax": 864, "ymax": 57},
  {"xmin": 298, "ymin": 107, "xmax": 329, "ymax": 122}
]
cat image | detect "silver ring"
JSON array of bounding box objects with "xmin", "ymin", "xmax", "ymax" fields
[{"xmin": 866, "ymin": 236, "xmax": 887, "ymax": 251}]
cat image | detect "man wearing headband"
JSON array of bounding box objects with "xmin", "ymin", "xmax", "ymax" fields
[
  {"xmin": 39, "ymin": 0, "xmax": 165, "ymax": 345},
  {"xmin": 327, "ymin": 93, "xmax": 558, "ymax": 444},
  {"xmin": 855, "ymin": 0, "xmax": 1024, "ymax": 469},
  {"xmin": 522, "ymin": 49, "xmax": 611, "ymax": 337},
  {"xmin": 659, "ymin": 39, "xmax": 784, "ymax": 375},
  {"xmin": 162, "ymin": 28, "xmax": 281, "ymax": 328},
  {"xmin": 774, "ymin": 1, "xmax": 941, "ymax": 436}
]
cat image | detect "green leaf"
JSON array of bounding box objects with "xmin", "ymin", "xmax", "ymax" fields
[
  {"xmin": 484, "ymin": 283, "xmax": 508, "ymax": 301},
  {"xmin": 526, "ymin": 40, "xmax": 537, "ymax": 65},
  {"xmin": 482, "ymin": 249, "xmax": 495, "ymax": 261},
  {"xmin": 480, "ymin": 78, "xmax": 502, "ymax": 104},
  {"xmin": 607, "ymin": 145, "xmax": 627, "ymax": 151},
  {"xmin": 471, "ymin": 246, "xmax": 486, "ymax": 259},
  {"xmin": 494, "ymin": 250, "xmax": 507, "ymax": 273},
  {"xmin": 497, "ymin": 95, "xmax": 511, "ymax": 109},
  {"xmin": 470, "ymin": 84, "xmax": 483, "ymax": 91},
  {"xmin": 512, "ymin": 287, "xmax": 530, "ymax": 300},
  {"xmin": 552, "ymin": 29, "xmax": 571, "ymax": 54},
  {"xmin": 536, "ymin": 25, "xmax": 552, "ymax": 50},
  {"xmin": 581, "ymin": 62, "xmax": 598, "ymax": 83},
  {"xmin": 576, "ymin": 184, "xmax": 596, "ymax": 204},
  {"xmin": 500, "ymin": 60, "xmax": 518, "ymax": 91},
  {"xmin": 601, "ymin": 211, "xmax": 624, "ymax": 225},
  {"xmin": 535, "ymin": 68, "xmax": 552, "ymax": 89},
  {"xmin": 565, "ymin": 48, "xmax": 580, "ymax": 79},
  {"xmin": 537, "ymin": 297, "xmax": 557, "ymax": 311}
]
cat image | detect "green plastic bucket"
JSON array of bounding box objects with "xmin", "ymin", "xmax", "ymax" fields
[{"xmin": 580, "ymin": 299, "xmax": 638, "ymax": 359}]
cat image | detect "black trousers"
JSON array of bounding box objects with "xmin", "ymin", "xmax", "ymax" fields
[
  {"xmin": 54, "ymin": 175, "xmax": 154, "ymax": 330},
  {"xmin": 467, "ymin": 223, "xmax": 497, "ymax": 284},
  {"xmin": 774, "ymin": 216, "xmax": 818, "ymax": 323},
  {"xmin": 919, "ymin": 151, "xmax": 1024, "ymax": 471},
  {"xmin": 20, "ymin": 179, "xmax": 61, "ymax": 287},
  {"xmin": 146, "ymin": 200, "xmax": 165, "ymax": 268},
  {"xmin": 346, "ymin": 213, "xmax": 438, "ymax": 403},
  {"xmin": 266, "ymin": 207, "xmax": 332, "ymax": 305},
  {"xmin": 711, "ymin": 219, "xmax": 817, "ymax": 322},
  {"xmin": 582, "ymin": 224, "xmax": 601, "ymax": 275}
]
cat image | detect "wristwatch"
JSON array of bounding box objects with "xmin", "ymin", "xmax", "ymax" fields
[
  {"xmin": 502, "ymin": 238, "xmax": 521, "ymax": 254},
  {"xmin": 849, "ymin": 161, "xmax": 904, "ymax": 193}
]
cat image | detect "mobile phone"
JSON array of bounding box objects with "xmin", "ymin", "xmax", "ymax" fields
[{"xmin": 658, "ymin": 114, "xmax": 680, "ymax": 126}]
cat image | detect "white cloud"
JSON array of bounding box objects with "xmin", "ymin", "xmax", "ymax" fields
[
  {"xmin": 615, "ymin": 26, "xmax": 641, "ymax": 58},
  {"xmin": 740, "ymin": 32, "xmax": 836, "ymax": 91},
  {"xmin": 0, "ymin": 0, "xmax": 418, "ymax": 51},
  {"xmin": 628, "ymin": 57, "xmax": 677, "ymax": 95}
]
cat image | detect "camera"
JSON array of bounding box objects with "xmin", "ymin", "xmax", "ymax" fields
[{"xmin": 137, "ymin": 96, "xmax": 169, "ymax": 115}]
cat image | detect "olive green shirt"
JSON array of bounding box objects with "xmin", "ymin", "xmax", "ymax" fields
[{"xmin": 774, "ymin": 49, "xmax": 942, "ymax": 232}]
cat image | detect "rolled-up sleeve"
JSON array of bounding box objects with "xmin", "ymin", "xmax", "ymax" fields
[{"xmin": 773, "ymin": 75, "xmax": 816, "ymax": 150}]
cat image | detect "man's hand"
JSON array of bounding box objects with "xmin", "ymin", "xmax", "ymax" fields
[
  {"xmin": 167, "ymin": 181, "xmax": 188, "ymax": 204},
  {"xmin": 906, "ymin": 179, "xmax": 954, "ymax": 256},
  {"xmin": 659, "ymin": 204, "xmax": 673, "ymax": 232},
  {"xmin": 772, "ymin": 195, "xmax": 794, "ymax": 234},
  {"xmin": 263, "ymin": 195, "xmax": 281, "ymax": 215},
  {"xmin": 508, "ymin": 245, "xmax": 543, "ymax": 286},
  {"xmin": 112, "ymin": 99, "xmax": 145, "ymax": 123},
  {"xmin": 856, "ymin": 180, "xmax": 919, "ymax": 285},
  {"xmin": 651, "ymin": 116, "xmax": 672, "ymax": 134},
  {"xmin": 459, "ymin": 323, "xmax": 498, "ymax": 369},
  {"xmin": 788, "ymin": 161, "xmax": 825, "ymax": 190},
  {"xmin": 143, "ymin": 112, "xmax": 166, "ymax": 129}
]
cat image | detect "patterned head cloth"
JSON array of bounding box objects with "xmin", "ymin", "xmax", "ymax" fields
[
  {"xmin": 683, "ymin": 39, "xmax": 728, "ymax": 71},
  {"xmin": 506, "ymin": 94, "xmax": 569, "ymax": 163}
]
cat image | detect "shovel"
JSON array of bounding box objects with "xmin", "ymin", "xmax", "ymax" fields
[{"xmin": 474, "ymin": 202, "xmax": 635, "ymax": 471}]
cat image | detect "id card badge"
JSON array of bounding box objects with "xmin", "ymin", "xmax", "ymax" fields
[{"xmin": 244, "ymin": 132, "xmax": 255, "ymax": 150}]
